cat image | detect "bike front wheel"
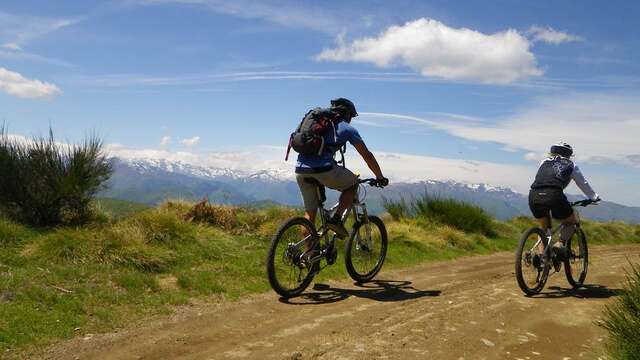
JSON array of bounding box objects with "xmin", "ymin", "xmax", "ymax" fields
[
  {"xmin": 344, "ymin": 215, "xmax": 388, "ymax": 283},
  {"xmin": 266, "ymin": 217, "xmax": 318, "ymax": 298},
  {"xmin": 564, "ymin": 228, "xmax": 588, "ymax": 288},
  {"xmin": 515, "ymin": 227, "xmax": 550, "ymax": 296}
]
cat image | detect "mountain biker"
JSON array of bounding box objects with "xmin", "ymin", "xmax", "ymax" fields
[
  {"xmin": 295, "ymin": 98, "xmax": 388, "ymax": 239},
  {"xmin": 529, "ymin": 142, "xmax": 600, "ymax": 253}
]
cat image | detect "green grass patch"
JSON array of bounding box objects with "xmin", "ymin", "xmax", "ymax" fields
[
  {"xmin": 0, "ymin": 201, "xmax": 639, "ymax": 358},
  {"xmin": 94, "ymin": 198, "xmax": 150, "ymax": 219},
  {"xmin": 600, "ymin": 262, "xmax": 640, "ymax": 359}
]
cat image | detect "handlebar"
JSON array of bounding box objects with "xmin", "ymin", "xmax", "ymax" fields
[{"xmin": 571, "ymin": 199, "xmax": 600, "ymax": 207}]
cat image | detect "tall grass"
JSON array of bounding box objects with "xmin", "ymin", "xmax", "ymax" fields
[
  {"xmin": 383, "ymin": 192, "xmax": 495, "ymax": 236},
  {"xmin": 0, "ymin": 127, "xmax": 112, "ymax": 226},
  {"xmin": 600, "ymin": 262, "xmax": 640, "ymax": 359}
]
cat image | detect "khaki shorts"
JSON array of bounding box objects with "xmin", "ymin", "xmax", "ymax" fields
[{"xmin": 296, "ymin": 166, "xmax": 359, "ymax": 212}]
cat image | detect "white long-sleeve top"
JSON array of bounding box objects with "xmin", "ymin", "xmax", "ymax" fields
[{"xmin": 571, "ymin": 165, "xmax": 599, "ymax": 201}]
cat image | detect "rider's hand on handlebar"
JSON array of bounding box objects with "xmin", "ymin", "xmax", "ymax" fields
[{"xmin": 376, "ymin": 177, "xmax": 389, "ymax": 187}]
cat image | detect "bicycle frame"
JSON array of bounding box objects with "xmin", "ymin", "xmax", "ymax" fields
[
  {"xmin": 528, "ymin": 202, "xmax": 585, "ymax": 260},
  {"xmin": 289, "ymin": 182, "xmax": 372, "ymax": 256}
]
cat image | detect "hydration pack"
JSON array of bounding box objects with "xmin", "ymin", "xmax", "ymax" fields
[{"xmin": 285, "ymin": 108, "xmax": 337, "ymax": 160}]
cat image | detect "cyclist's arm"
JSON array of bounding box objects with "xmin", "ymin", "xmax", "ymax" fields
[
  {"xmin": 571, "ymin": 165, "xmax": 599, "ymax": 201},
  {"xmin": 353, "ymin": 142, "xmax": 384, "ymax": 179}
]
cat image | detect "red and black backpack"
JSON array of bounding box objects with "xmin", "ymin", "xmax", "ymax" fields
[{"xmin": 285, "ymin": 108, "xmax": 338, "ymax": 160}]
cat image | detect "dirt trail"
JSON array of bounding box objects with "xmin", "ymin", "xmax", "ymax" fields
[{"xmin": 44, "ymin": 245, "xmax": 640, "ymax": 360}]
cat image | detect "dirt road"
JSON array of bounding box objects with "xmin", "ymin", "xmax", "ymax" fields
[{"xmin": 44, "ymin": 245, "xmax": 640, "ymax": 360}]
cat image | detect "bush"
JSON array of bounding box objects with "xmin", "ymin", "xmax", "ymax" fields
[
  {"xmin": 0, "ymin": 127, "xmax": 112, "ymax": 226},
  {"xmin": 600, "ymin": 262, "xmax": 640, "ymax": 359},
  {"xmin": 382, "ymin": 193, "xmax": 496, "ymax": 236},
  {"xmin": 413, "ymin": 194, "xmax": 495, "ymax": 236},
  {"xmin": 382, "ymin": 196, "xmax": 410, "ymax": 221},
  {"xmin": 181, "ymin": 199, "xmax": 237, "ymax": 230}
]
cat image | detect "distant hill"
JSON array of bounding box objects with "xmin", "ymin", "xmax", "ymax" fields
[{"xmin": 98, "ymin": 157, "xmax": 640, "ymax": 223}]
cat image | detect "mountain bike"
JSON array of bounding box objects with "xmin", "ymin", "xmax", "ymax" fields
[
  {"xmin": 515, "ymin": 199, "xmax": 599, "ymax": 296},
  {"xmin": 266, "ymin": 178, "xmax": 388, "ymax": 298}
]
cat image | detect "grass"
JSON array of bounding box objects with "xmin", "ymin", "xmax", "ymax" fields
[
  {"xmin": 0, "ymin": 200, "xmax": 639, "ymax": 358},
  {"xmin": 94, "ymin": 198, "xmax": 150, "ymax": 219},
  {"xmin": 600, "ymin": 262, "xmax": 640, "ymax": 360}
]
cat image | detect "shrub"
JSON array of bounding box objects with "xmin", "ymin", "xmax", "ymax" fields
[
  {"xmin": 0, "ymin": 127, "xmax": 112, "ymax": 226},
  {"xmin": 382, "ymin": 193, "xmax": 496, "ymax": 236},
  {"xmin": 382, "ymin": 196, "xmax": 410, "ymax": 220},
  {"xmin": 181, "ymin": 199, "xmax": 237, "ymax": 230},
  {"xmin": 600, "ymin": 262, "xmax": 640, "ymax": 359},
  {"xmin": 413, "ymin": 194, "xmax": 495, "ymax": 236}
]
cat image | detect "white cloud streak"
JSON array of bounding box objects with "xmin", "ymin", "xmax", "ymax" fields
[
  {"xmin": 180, "ymin": 136, "xmax": 200, "ymax": 146},
  {"xmin": 138, "ymin": 0, "xmax": 352, "ymax": 34},
  {"xmin": 359, "ymin": 93, "xmax": 640, "ymax": 168},
  {"xmin": 0, "ymin": 67, "xmax": 62, "ymax": 99},
  {"xmin": 0, "ymin": 11, "xmax": 79, "ymax": 47},
  {"xmin": 317, "ymin": 18, "xmax": 543, "ymax": 84},
  {"xmin": 528, "ymin": 26, "xmax": 582, "ymax": 45}
]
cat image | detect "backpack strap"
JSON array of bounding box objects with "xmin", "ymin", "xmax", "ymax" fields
[{"xmin": 284, "ymin": 133, "xmax": 293, "ymax": 161}]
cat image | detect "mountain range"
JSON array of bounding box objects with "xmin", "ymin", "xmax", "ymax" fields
[{"xmin": 98, "ymin": 157, "xmax": 640, "ymax": 223}]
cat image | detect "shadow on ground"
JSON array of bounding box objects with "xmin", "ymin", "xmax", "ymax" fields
[
  {"xmin": 280, "ymin": 280, "xmax": 441, "ymax": 305},
  {"xmin": 535, "ymin": 284, "xmax": 623, "ymax": 299}
]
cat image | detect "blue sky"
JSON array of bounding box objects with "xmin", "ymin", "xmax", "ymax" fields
[{"xmin": 1, "ymin": 0, "xmax": 639, "ymax": 205}]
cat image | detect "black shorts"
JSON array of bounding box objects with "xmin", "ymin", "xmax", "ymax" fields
[{"xmin": 528, "ymin": 188, "xmax": 573, "ymax": 220}]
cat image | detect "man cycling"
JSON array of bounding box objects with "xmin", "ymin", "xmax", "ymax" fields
[
  {"xmin": 294, "ymin": 98, "xmax": 388, "ymax": 238},
  {"xmin": 529, "ymin": 142, "xmax": 600, "ymax": 260}
]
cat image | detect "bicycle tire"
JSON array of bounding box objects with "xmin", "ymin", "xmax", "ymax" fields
[
  {"xmin": 344, "ymin": 215, "xmax": 388, "ymax": 283},
  {"xmin": 515, "ymin": 227, "xmax": 550, "ymax": 296},
  {"xmin": 266, "ymin": 217, "xmax": 318, "ymax": 298},
  {"xmin": 564, "ymin": 227, "xmax": 588, "ymax": 288}
]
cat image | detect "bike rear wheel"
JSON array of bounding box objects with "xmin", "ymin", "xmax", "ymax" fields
[
  {"xmin": 564, "ymin": 228, "xmax": 588, "ymax": 288},
  {"xmin": 515, "ymin": 227, "xmax": 550, "ymax": 296},
  {"xmin": 266, "ymin": 217, "xmax": 318, "ymax": 298},
  {"xmin": 344, "ymin": 215, "xmax": 387, "ymax": 283}
]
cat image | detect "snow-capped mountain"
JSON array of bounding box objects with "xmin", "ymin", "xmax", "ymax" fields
[
  {"xmin": 119, "ymin": 157, "xmax": 292, "ymax": 182},
  {"xmin": 99, "ymin": 157, "xmax": 640, "ymax": 223}
]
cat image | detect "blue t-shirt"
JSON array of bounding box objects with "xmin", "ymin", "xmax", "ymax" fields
[{"xmin": 295, "ymin": 120, "xmax": 364, "ymax": 172}]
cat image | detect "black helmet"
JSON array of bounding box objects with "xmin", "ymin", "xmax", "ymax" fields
[
  {"xmin": 550, "ymin": 142, "xmax": 573, "ymax": 158},
  {"xmin": 330, "ymin": 98, "xmax": 358, "ymax": 119}
]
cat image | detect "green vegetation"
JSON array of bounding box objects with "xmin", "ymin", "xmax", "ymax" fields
[
  {"xmin": 94, "ymin": 198, "xmax": 150, "ymax": 219},
  {"xmin": 0, "ymin": 127, "xmax": 112, "ymax": 226},
  {"xmin": 600, "ymin": 262, "xmax": 640, "ymax": 360},
  {"xmin": 383, "ymin": 194, "xmax": 495, "ymax": 236},
  {"xmin": 0, "ymin": 199, "xmax": 639, "ymax": 357}
]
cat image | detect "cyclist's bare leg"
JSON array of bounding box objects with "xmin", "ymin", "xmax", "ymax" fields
[
  {"xmin": 559, "ymin": 212, "xmax": 577, "ymax": 244},
  {"xmin": 302, "ymin": 209, "xmax": 317, "ymax": 252},
  {"xmin": 334, "ymin": 187, "xmax": 357, "ymax": 219},
  {"xmin": 535, "ymin": 216, "xmax": 550, "ymax": 253}
]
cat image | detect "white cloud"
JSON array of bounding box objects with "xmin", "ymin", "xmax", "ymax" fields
[
  {"xmin": 0, "ymin": 67, "xmax": 62, "ymax": 99},
  {"xmin": 317, "ymin": 18, "xmax": 543, "ymax": 84},
  {"xmin": 528, "ymin": 26, "xmax": 582, "ymax": 45},
  {"xmin": 359, "ymin": 93, "xmax": 640, "ymax": 168},
  {"xmin": 160, "ymin": 136, "xmax": 171, "ymax": 146},
  {"xmin": 180, "ymin": 136, "xmax": 200, "ymax": 147}
]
